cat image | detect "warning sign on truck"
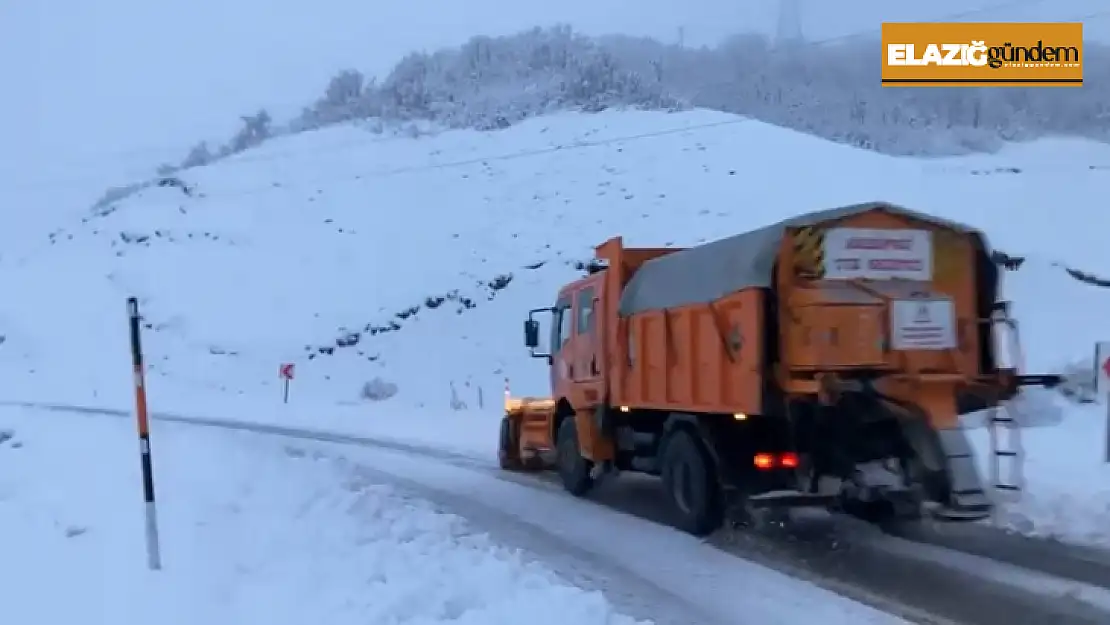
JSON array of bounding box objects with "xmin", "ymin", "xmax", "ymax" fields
[
  {"xmin": 890, "ymin": 298, "xmax": 956, "ymax": 350},
  {"xmin": 823, "ymin": 228, "xmax": 932, "ymax": 281}
]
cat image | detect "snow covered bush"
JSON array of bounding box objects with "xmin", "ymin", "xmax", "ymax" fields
[
  {"xmin": 225, "ymin": 109, "xmax": 273, "ymax": 155},
  {"xmin": 604, "ymin": 32, "xmax": 1110, "ymax": 156},
  {"xmin": 360, "ymin": 377, "xmax": 398, "ymax": 402},
  {"xmin": 181, "ymin": 141, "xmax": 215, "ymax": 168},
  {"xmin": 294, "ymin": 25, "xmax": 681, "ymax": 133},
  {"xmin": 172, "ymin": 25, "xmax": 1110, "ymax": 170}
]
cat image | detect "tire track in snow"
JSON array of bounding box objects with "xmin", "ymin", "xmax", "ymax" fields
[
  {"xmin": 324, "ymin": 451, "xmax": 720, "ymax": 625},
  {"xmin": 504, "ymin": 471, "xmax": 1110, "ymax": 625},
  {"xmin": 7, "ymin": 400, "xmax": 1110, "ymax": 624}
]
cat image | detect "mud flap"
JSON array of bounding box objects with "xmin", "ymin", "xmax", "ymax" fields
[{"xmin": 931, "ymin": 428, "xmax": 992, "ymax": 521}]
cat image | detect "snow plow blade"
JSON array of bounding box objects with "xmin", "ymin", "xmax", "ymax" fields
[
  {"xmin": 500, "ymin": 396, "xmax": 558, "ymax": 472},
  {"xmin": 746, "ymin": 490, "xmax": 838, "ymax": 509},
  {"xmin": 928, "ymin": 504, "xmax": 991, "ymax": 522}
]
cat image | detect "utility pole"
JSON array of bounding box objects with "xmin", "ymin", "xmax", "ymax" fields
[{"xmin": 775, "ymin": 0, "xmax": 803, "ymax": 47}]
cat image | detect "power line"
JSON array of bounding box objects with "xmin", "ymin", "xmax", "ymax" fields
[
  {"xmin": 133, "ymin": 118, "xmax": 757, "ymax": 201},
  {"xmin": 809, "ymin": 0, "xmax": 1050, "ymax": 47}
]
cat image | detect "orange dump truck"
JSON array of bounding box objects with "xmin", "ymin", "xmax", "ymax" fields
[{"xmin": 500, "ymin": 202, "xmax": 1061, "ymax": 535}]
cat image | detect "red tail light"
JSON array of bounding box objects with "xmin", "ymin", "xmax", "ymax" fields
[
  {"xmin": 753, "ymin": 452, "xmax": 799, "ymax": 470},
  {"xmin": 753, "ymin": 453, "xmax": 775, "ymax": 470}
]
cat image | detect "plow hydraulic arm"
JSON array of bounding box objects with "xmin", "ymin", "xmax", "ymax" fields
[{"xmin": 1016, "ymin": 373, "xmax": 1063, "ymax": 388}]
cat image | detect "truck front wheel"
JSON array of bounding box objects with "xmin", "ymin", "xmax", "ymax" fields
[
  {"xmin": 557, "ymin": 417, "xmax": 595, "ymax": 496},
  {"xmin": 661, "ymin": 430, "xmax": 723, "ymax": 536}
]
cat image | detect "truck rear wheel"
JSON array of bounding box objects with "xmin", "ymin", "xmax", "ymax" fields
[
  {"xmin": 661, "ymin": 430, "xmax": 723, "ymax": 536},
  {"xmin": 557, "ymin": 417, "xmax": 594, "ymax": 496}
]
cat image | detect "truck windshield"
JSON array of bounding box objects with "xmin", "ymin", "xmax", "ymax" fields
[{"xmin": 552, "ymin": 296, "xmax": 572, "ymax": 352}]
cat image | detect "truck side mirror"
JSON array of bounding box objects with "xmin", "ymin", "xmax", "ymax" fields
[{"xmin": 524, "ymin": 319, "xmax": 540, "ymax": 348}]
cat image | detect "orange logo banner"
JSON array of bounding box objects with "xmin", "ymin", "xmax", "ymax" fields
[{"xmin": 881, "ymin": 22, "xmax": 1083, "ymax": 87}]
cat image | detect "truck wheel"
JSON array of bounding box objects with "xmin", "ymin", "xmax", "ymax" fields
[
  {"xmin": 498, "ymin": 416, "xmax": 522, "ymax": 470},
  {"xmin": 557, "ymin": 417, "xmax": 594, "ymax": 496},
  {"xmin": 661, "ymin": 430, "xmax": 723, "ymax": 536}
]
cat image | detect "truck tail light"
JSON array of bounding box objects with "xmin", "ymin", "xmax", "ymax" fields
[
  {"xmin": 753, "ymin": 453, "xmax": 775, "ymax": 470},
  {"xmin": 753, "ymin": 452, "xmax": 799, "ymax": 470}
]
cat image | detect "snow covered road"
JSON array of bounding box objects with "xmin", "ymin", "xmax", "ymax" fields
[
  {"xmin": 0, "ymin": 405, "xmax": 904, "ymax": 625},
  {"xmin": 296, "ymin": 442, "xmax": 1110, "ymax": 625},
  {"xmin": 8, "ymin": 401, "xmax": 1110, "ymax": 625}
]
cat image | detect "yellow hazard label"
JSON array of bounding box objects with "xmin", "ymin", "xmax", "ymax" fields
[{"xmin": 792, "ymin": 227, "xmax": 826, "ymax": 278}]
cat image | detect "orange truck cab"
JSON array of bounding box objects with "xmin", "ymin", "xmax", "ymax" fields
[{"xmin": 502, "ymin": 202, "xmax": 1061, "ymax": 535}]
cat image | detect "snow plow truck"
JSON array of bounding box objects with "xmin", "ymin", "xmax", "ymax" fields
[{"xmin": 499, "ymin": 201, "xmax": 1061, "ymax": 535}]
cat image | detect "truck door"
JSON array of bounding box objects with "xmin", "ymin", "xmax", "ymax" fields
[
  {"xmin": 549, "ymin": 294, "xmax": 573, "ymax": 394},
  {"xmin": 571, "ymin": 280, "xmax": 605, "ymax": 407}
]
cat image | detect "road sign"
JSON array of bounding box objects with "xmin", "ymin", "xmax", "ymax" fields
[
  {"xmin": 1097, "ymin": 342, "xmax": 1110, "ymax": 397},
  {"xmin": 279, "ymin": 363, "xmax": 295, "ymax": 404},
  {"xmin": 1098, "ymin": 342, "xmax": 1110, "ymax": 464},
  {"xmin": 279, "ymin": 363, "xmax": 295, "ymax": 380}
]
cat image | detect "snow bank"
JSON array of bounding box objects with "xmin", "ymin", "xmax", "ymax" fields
[{"xmin": 965, "ymin": 396, "xmax": 1110, "ymax": 548}]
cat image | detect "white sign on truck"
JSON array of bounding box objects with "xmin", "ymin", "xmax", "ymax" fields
[
  {"xmin": 890, "ymin": 298, "xmax": 957, "ymax": 350},
  {"xmin": 823, "ymin": 228, "xmax": 932, "ymax": 281}
]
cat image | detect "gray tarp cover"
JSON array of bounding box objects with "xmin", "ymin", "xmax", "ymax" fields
[{"xmin": 617, "ymin": 201, "xmax": 990, "ymax": 316}]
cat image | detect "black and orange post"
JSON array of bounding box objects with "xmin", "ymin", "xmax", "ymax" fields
[{"xmin": 128, "ymin": 297, "xmax": 163, "ymax": 571}]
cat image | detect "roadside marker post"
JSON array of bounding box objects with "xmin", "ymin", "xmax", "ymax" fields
[
  {"xmin": 1096, "ymin": 342, "xmax": 1110, "ymax": 463},
  {"xmin": 279, "ymin": 363, "xmax": 295, "ymax": 404},
  {"xmin": 127, "ymin": 297, "xmax": 162, "ymax": 571}
]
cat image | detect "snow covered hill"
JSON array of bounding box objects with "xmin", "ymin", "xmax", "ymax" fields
[{"xmin": 3, "ymin": 108, "xmax": 1109, "ymax": 546}]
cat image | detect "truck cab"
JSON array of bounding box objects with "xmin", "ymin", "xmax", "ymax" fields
[{"xmin": 535, "ymin": 270, "xmax": 607, "ymax": 414}]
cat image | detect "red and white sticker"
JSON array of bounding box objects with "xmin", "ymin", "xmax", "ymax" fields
[
  {"xmin": 279, "ymin": 363, "xmax": 295, "ymax": 380},
  {"xmin": 824, "ymin": 227, "xmax": 932, "ymax": 281}
]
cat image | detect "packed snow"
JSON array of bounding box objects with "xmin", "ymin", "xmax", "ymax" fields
[
  {"xmin": 0, "ymin": 405, "xmax": 658, "ymax": 625},
  {"xmin": 2, "ymin": 109, "xmax": 1109, "ymax": 553}
]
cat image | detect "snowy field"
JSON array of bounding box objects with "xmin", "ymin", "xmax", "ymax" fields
[
  {"xmin": 0, "ymin": 405, "xmax": 906, "ymax": 625},
  {"xmin": 2, "ymin": 109, "xmax": 1109, "ymax": 550}
]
